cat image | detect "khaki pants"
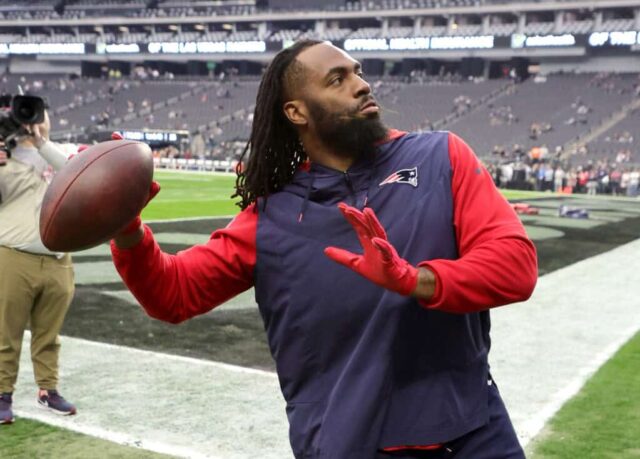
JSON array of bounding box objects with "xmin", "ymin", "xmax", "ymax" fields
[{"xmin": 0, "ymin": 246, "xmax": 74, "ymax": 393}]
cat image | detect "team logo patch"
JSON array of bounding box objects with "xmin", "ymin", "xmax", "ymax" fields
[{"xmin": 379, "ymin": 167, "xmax": 418, "ymax": 187}]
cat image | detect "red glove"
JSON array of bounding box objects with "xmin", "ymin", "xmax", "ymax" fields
[
  {"xmin": 111, "ymin": 131, "xmax": 158, "ymax": 236},
  {"xmin": 324, "ymin": 203, "xmax": 419, "ymax": 296},
  {"xmin": 74, "ymin": 132, "xmax": 123, "ymax": 157},
  {"xmin": 117, "ymin": 180, "xmax": 160, "ymax": 236}
]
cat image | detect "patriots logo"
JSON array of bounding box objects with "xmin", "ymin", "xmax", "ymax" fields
[{"xmin": 379, "ymin": 167, "xmax": 418, "ymax": 187}]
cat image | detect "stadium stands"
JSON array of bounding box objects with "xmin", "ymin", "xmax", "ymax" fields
[
  {"xmin": 5, "ymin": 70, "xmax": 637, "ymax": 172},
  {"xmin": 447, "ymin": 73, "xmax": 639, "ymax": 161},
  {"xmin": 587, "ymin": 107, "xmax": 640, "ymax": 162},
  {"xmin": 0, "ymin": 72, "xmax": 640, "ymax": 167}
]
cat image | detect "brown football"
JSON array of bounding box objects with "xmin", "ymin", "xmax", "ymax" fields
[{"xmin": 40, "ymin": 140, "xmax": 154, "ymax": 252}]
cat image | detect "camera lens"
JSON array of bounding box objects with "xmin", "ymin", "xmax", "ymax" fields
[
  {"xmin": 17, "ymin": 105, "xmax": 35, "ymax": 121},
  {"xmin": 12, "ymin": 95, "xmax": 45, "ymax": 124}
]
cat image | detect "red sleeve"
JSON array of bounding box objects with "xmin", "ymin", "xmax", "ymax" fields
[
  {"xmin": 110, "ymin": 204, "xmax": 257, "ymax": 323},
  {"xmin": 418, "ymin": 132, "xmax": 538, "ymax": 313}
]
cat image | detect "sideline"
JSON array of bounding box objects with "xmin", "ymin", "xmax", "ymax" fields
[{"xmin": 489, "ymin": 237, "xmax": 640, "ymax": 446}]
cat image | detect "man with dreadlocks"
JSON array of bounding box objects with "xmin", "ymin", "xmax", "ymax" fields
[{"xmin": 111, "ymin": 40, "xmax": 537, "ymax": 458}]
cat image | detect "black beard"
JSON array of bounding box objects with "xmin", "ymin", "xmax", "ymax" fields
[{"xmin": 307, "ymin": 98, "xmax": 388, "ymax": 160}]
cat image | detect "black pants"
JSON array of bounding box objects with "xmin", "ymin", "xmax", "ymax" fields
[{"xmin": 376, "ymin": 382, "xmax": 525, "ymax": 459}]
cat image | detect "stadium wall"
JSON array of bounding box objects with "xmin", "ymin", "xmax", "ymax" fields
[
  {"xmin": 9, "ymin": 59, "xmax": 81, "ymax": 75},
  {"xmin": 540, "ymin": 55, "xmax": 640, "ymax": 74}
]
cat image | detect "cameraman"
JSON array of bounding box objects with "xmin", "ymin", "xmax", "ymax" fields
[{"xmin": 0, "ymin": 109, "xmax": 77, "ymax": 425}]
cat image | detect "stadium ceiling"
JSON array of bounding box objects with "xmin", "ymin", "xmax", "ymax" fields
[{"xmin": 3, "ymin": 0, "xmax": 640, "ymax": 27}]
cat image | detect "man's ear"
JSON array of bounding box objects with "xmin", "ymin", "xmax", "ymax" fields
[{"xmin": 283, "ymin": 100, "xmax": 308, "ymax": 126}]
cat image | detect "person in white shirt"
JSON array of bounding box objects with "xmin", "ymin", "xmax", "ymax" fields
[{"xmin": 0, "ymin": 110, "xmax": 77, "ymax": 425}]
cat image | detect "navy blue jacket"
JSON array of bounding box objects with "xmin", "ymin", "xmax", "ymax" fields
[
  {"xmin": 256, "ymin": 131, "xmax": 489, "ymax": 457},
  {"xmin": 113, "ymin": 130, "xmax": 537, "ymax": 459}
]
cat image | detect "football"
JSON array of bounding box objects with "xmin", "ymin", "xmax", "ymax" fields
[{"xmin": 40, "ymin": 140, "xmax": 154, "ymax": 252}]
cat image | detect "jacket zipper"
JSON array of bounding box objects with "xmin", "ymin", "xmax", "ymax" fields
[{"xmin": 343, "ymin": 171, "xmax": 357, "ymax": 206}]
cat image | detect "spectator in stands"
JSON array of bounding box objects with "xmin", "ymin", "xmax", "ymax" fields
[
  {"xmin": 554, "ymin": 166, "xmax": 565, "ymax": 192},
  {"xmin": 577, "ymin": 168, "xmax": 589, "ymax": 194},
  {"xmin": 512, "ymin": 144, "xmax": 525, "ymax": 161},
  {"xmin": 599, "ymin": 171, "xmax": 610, "ymax": 195},
  {"xmin": 190, "ymin": 133, "xmax": 206, "ymax": 158},
  {"xmin": 539, "ymin": 144, "xmax": 549, "ymax": 160},
  {"xmin": 529, "ymin": 122, "xmax": 542, "ymax": 140},
  {"xmin": 534, "ymin": 162, "xmax": 544, "ymax": 191},
  {"xmin": 621, "ymin": 169, "xmax": 630, "ymax": 196},
  {"xmin": 543, "ymin": 163, "xmax": 554, "ymax": 192},
  {"xmin": 499, "ymin": 161, "xmax": 513, "ymax": 188},
  {"xmin": 577, "ymin": 104, "xmax": 589, "ymax": 124},
  {"xmin": 586, "ymin": 172, "xmax": 598, "ymax": 196},
  {"xmin": 566, "ymin": 169, "xmax": 577, "ymax": 193},
  {"xmin": 628, "ymin": 168, "xmax": 639, "ymax": 197},
  {"xmin": 610, "ymin": 168, "xmax": 622, "ymax": 196},
  {"xmin": 554, "ymin": 146, "xmax": 563, "ymax": 160},
  {"xmin": 529, "ymin": 146, "xmax": 542, "ymax": 164}
]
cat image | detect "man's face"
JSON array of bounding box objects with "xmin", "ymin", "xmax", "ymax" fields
[{"xmin": 291, "ymin": 43, "xmax": 387, "ymax": 158}]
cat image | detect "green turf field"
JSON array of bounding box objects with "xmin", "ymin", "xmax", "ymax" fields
[
  {"xmin": 145, "ymin": 171, "xmax": 557, "ymax": 220},
  {"xmin": 0, "ymin": 418, "xmax": 171, "ymax": 459},
  {"xmin": 527, "ymin": 331, "xmax": 640, "ymax": 459},
  {"xmin": 142, "ymin": 171, "xmax": 239, "ymax": 220},
  {"xmin": 500, "ymin": 189, "xmax": 557, "ymax": 200}
]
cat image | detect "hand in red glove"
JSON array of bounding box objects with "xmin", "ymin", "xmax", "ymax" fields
[
  {"xmin": 117, "ymin": 180, "xmax": 161, "ymax": 236},
  {"xmin": 74, "ymin": 132, "xmax": 123, "ymax": 157},
  {"xmin": 110, "ymin": 131, "xmax": 159, "ymax": 237},
  {"xmin": 324, "ymin": 203, "xmax": 419, "ymax": 296}
]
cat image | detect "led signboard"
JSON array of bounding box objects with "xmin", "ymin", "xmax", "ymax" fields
[
  {"xmin": 588, "ymin": 31, "xmax": 638, "ymax": 47},
  {"xmin": 511, "ymin": 33, "xmax": 576, "ymax": 48},
  {"xmin": 120, "ymin": 130, "xmax": 179, "ymax": 143},
  {"xmin": 147, "ymin": 41, "xmax": 265, "ymax": 54},
  {"xmin": 96, "ymin": 43, "xmax": 141, "ymax": 54},
  {"xmin": 344, "ymin": 35, "xmax": 494, "ymax": 51},
  {"xmin": 430, "ymin": 35, "xmax": 494, "ymax": 50},
  {"xmin": 0, "ymin": 43, "xmax": 85, "ymax": 54}
]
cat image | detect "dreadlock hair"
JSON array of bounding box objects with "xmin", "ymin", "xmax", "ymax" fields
[{"xmin": 233, "ymin": 39, "xmax": 324, "ymax": 210}]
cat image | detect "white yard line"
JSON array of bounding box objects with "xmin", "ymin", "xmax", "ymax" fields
[
  {"xmin": 12, "ymin": 238, "xmax": 640, "ymax": 457},
  {"xmin": 14, "ymin": 335, "xmax": 289, "ymax": 459}
]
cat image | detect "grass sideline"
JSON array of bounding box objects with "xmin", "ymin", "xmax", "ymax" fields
[
  {"xmin": 0, "ymin": 418, "xmax": 171, "ymax": 459},
  {"xmin": 142, "ymin": 170, "xmax": 238, "ymax": 219},
  {"xmin": 144, "ymin": 171, "xmax": 558, "ymax": 220},
  {"xmin": 527, "ymin": 331, "xmax": 640, "ymax": 458}
]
